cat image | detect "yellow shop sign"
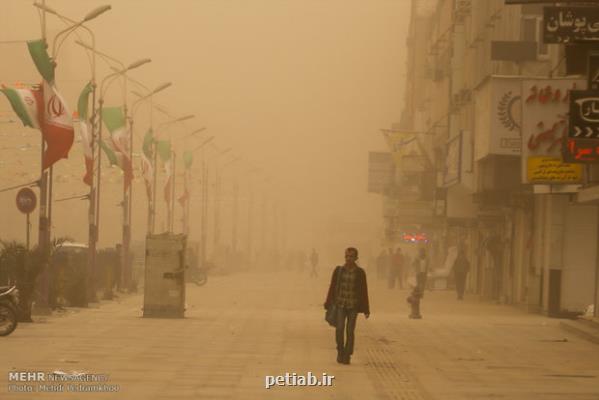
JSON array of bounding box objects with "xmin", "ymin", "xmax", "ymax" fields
[{"xmin": 527, "ymin": 157, "xmax": 582, "ymax": 183}]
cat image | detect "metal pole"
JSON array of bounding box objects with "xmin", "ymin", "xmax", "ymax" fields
[
  {"xmin": 84, "ymin": 33, "xmax": 98, "ymax": 310},
  {"xmin": 214, "ymin": 163, "xmax": 220, "ymax": 252},
  {"xmin": 152, "ymin": 140, "xmax": 158, "ymax": 234},
  {"xmin": 171, "ymin": 151, "xmax": 176, "ymax": 232},
  {"xmin": 91, "ymin": 98, "xmax": 104, "ymax": 303},
  {"xmin": 232, "ymin": 178, "xmax": 239, "ymax": 253},
  {"xmin": 200, "ymin": 156, "xmax": 208, "ymax": 267},
  {"xmin": 122, "ymin": 77, "xmax": 131, "ymax": 291},
  {"xmin": 26, "ymin": 213, "xmax": 30, "ymax": 250},
  {"xmin": 247, "ymin": 177, "xmax": 253, "ymax": 268},
  {"xmin": 186, "ymin": 168, "xmax": 191, "ymax": 235}
]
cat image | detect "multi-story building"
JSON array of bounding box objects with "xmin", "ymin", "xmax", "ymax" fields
[{"xmin": 385, "ymin": 0, "xmax": 599, "ymax": 317}]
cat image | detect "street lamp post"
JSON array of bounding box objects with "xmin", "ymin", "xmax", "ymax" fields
[
  {"xmin": 32, "ymin": 1, "xmax": 110, "ymax": 309},
  {"xmin": 213, "ymin": 147, "xmax": 232, "ymax": 253},
  {"xmin": 129, "ymin": 83, "xmax": 172, "ymax": 235},
  {"xmin": 184, "ymin": 135, "xmax": 214, "ymax": 237},
  {"xmin": 95, "ymin": 58, "xmax": 150, "ymax": 299},
  {"xmin": 155, "ymin": 114, "xmax": 195, "ymax": 232}
]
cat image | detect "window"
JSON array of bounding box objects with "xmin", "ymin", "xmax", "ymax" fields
[{"xmin": 521, "ymin": 16, "xmax": 549, "ymax": 59}]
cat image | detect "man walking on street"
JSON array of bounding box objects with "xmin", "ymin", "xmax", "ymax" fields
[
  {"xmin": 388, "ymin": 247, "xmax": 405, "ymax": 289},
  {"xmin": 407, "ymin": 247, "xmax": 429, "ymax": 319},
  {"xmin": 453, "ymin": 246, "xmax": 470, "ymax": 300},
  {"xmin": 324, "ymin": 247, "xmax": 370, "ymax": 365}
]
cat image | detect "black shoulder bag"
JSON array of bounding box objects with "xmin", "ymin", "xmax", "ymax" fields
[{"xmin": 325, "ymin": 267, "xmax": 342, "ymax": 327}]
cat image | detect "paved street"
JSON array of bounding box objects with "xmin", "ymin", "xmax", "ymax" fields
[{"xmin": 2, "ymin": 269, "xmax": 599, "ymax": 400}]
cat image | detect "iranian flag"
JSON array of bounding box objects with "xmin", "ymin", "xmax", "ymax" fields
[
  {"xmin": 74, "ymin": 82, "xmax": 93, "ymax": 185},
  {"xmin": 1, "ymin": 40, "xmax": 74, "ymax": 170},
  {"xmin": 156, "ymin": 140, "xmax": 172, "ymax": 205},
  {"xmin": 141, "ymin": 129, "xmax": 154, "ymax": 201},
  {"xmin": 178, "ymin": 150, "xmax": 193, "ymax": 207},
  {"xmin": 101, "ymin": 106, "xmax": 133, "ymax": 188},
  {"xmin": 0, "ymin": 84, "xmax": 42, "ymax": 130},
  {"xmin": 29, "ymin": 39, "xmax": 74, "ymax": 170}
]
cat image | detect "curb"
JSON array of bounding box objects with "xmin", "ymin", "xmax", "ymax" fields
[{"xmin": 559, "ymin": 319, "xmax": 599, "ymax": 345}]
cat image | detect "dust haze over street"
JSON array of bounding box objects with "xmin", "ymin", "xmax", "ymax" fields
[{"xmin": 1, "ymin": 1, "xmax": 599, "ymax": 400}]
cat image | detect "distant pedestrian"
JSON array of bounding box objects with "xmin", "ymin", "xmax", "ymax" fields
[
  {"xmin": 310, "ymin": 248, "xmax": 319, "ymax": 278},
  {"xmin": 324, "ymin": 247, "xmax": 370, "ymax": 365},
  {"xmin": 387, "ymin": 247, "xmax": 405, "ymax": 289},
  {"xmin": 376, "ymin": 249, "xmax": 387, "ymax": 281},
  {"xmin": 407, "ymin": 248, "xmax": 429, "ymax": 319},
  {"xmin": 452, "ymin": 247, "xmax": 470, "ymax": 300}
]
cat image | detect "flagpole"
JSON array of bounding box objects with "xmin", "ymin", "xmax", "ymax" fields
[
  {"xmin": 34, "ymin": 14, "xmax": 51, "ymax": 315},
  {"xmin": 122, "ymin": 70, "xmax": 132, "ymax": 292},
  {"xmin": 30, "ymin": 2, "xmax": 110, "ymax": 311},
  {"xmin": 201, "ymin": 156, "xmax": 208, "ymax": 267},
  {"xmin": 171, "ymin": 151, "xmax": 176, "ymax": 233}
]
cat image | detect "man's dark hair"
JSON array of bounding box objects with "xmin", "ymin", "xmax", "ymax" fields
[{"xmin": 346, "ymin": 247, "xmax": 359, "ymax": 257}]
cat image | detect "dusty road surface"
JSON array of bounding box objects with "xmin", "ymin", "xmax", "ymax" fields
[{"xmin": 2, "ymin": 269, "xmax": 599, "ymax": 400}]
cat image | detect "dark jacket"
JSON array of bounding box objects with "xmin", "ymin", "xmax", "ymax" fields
[
  {"xmin": 453, "ymin": 255, "xmax": 470, "ymax": 275},
  {"xmin": 324, "ymin": 265, "xmax": 370, "ymax": 315}
]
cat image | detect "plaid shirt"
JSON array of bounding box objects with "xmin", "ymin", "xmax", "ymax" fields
[{"xmin": 336, "ymin": 266, "xmax": 358, "ymax": 309}]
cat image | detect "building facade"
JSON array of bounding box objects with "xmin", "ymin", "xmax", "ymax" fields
[{"xmin": 383, "ymin": 0, "xmax": 599, "ymax": 317}]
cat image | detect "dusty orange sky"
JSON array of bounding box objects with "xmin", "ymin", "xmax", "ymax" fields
[{"xmin": 0, "ymin": 0, "xmax": 409, "ymax": 261}]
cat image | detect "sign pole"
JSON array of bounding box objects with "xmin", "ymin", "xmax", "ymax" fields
[{"xmin": 26, "ymin": 213, "xmax": 30, "ymax": 251}]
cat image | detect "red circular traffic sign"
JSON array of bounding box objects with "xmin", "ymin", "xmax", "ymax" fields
[{"xmin": 16, "ymin": 188, "xmax": 37, "ymax": 214}]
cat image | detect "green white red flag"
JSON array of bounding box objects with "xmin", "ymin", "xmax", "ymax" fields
[
  {"xmin": 0, "ymin": 84, "xmax": 42, "ymax": 130},
  {"xmin": 29, "ymin": 39, "xmax": 74, "ymax": 170},
  {"xmin": 178, "ymin": 150, "xmax": 192, "ymax": 207},
  {"xmin": 141, "ymin": 130, "xmax": 154, "ymax": 201},
  {"xmin": 74, "ymin": 82, "xmax": 93, "ymax": 185},
  {"xmin": 101, "ymin": 106, "xmax": 133, "ymax": 188},
  {"xmin": 1, "ymin": 40, "xmax": 74, "ymax": 170},
  {"xmin": 156, "ymin": 140, "xmax": 172, "ymax": 205}
]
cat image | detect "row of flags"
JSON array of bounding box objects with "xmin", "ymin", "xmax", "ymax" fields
[
  {"xmin": 1, "ymin": 39, "xmax": 73, "ymax": 170},
  {"xmin": 0, "ymin": 39, "xmax": 193, "ymax": 212}
]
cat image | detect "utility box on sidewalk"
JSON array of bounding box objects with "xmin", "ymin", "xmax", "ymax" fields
[{"xmin": 143, "ymin": 233, "xmax": 187, "ymax": 318}]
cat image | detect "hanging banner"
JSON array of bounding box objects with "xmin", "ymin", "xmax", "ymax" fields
[{"xmin": 521, "ymin": 78, "xmax": 584, "ymax": 184}]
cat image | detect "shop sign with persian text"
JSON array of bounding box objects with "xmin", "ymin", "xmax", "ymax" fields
[
  {"xmin": 544, "ymin": 7, "xmax": 599, "ymax": 44},
  {"xmin": 521, "ymin": 78, "xmax": 585, "ymax": 183}
]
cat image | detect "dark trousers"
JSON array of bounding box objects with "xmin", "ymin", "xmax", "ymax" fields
[
  {"xmin": 335, "ymin": 307, "xmax": 358, "ymax": 355},
  {"xmin": 455, "ymin": 272, "xmax": 467, "ymax": 299}
]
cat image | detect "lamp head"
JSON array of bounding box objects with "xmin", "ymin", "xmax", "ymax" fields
[
  {"xmin": 127, "ymin": 58, "xmax": 152, "ymax": 71},
  {"xmin": 83, "ymin": 5, "xmax": 112, "ymax": 22},
  {"xmin": 191, "ymin": 127, "xmax": 207, "ymax": 135},
  {"xmin": 74, "ymin": 40, "xmax": 93, "ymax": 51},
  {"xmin": 152, "ymin": 82, "xmax": 172, "ymax": 94},
  {"xmin": 176, "ymin": 114, "xmax": 195, "ymax": 123},
  {"xmin": 33, "ymin": 2, "xmax": 58, "ymax": 15}
]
